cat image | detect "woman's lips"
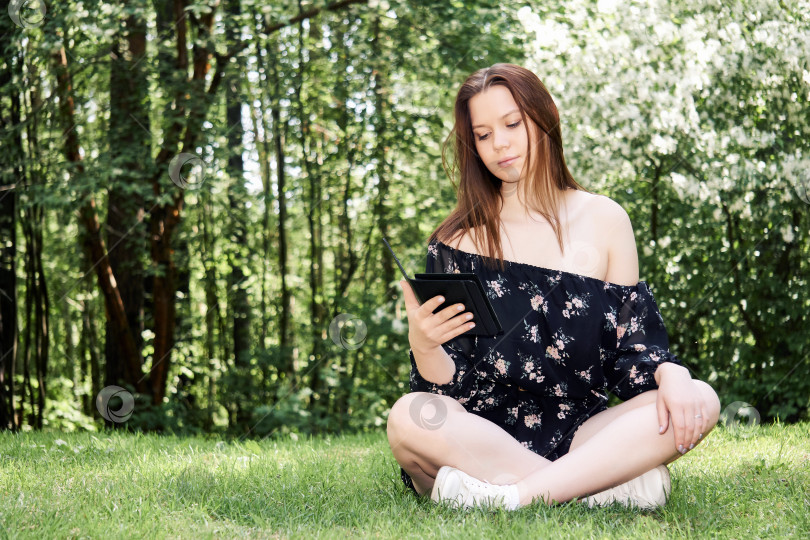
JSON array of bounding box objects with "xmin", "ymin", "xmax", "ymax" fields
[{"xmin": 498, "ymin": 156, "xmax": 518, "ymax": 167}]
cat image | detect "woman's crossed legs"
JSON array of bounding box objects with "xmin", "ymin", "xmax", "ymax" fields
[{"xmin": 387, "ymin": 381, "xmax": 720, "ymax": 506}]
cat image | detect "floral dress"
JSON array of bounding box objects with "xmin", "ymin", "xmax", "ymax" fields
[{"xmin": 400, "ymin": 239, "xmax": 684, "ymax": 494}]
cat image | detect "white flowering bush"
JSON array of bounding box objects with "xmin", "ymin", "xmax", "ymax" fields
[{"xmin": 518, "ymin": 0, "xmax": 810, "ymax": 420}]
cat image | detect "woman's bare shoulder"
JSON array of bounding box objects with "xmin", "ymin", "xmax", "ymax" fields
[
  {"xmin": 585, "ymin": 193, "xmax": 638, "ymax": 285},
  {"xmin": 441, "ymin": 226, "xmax": 485, "ymax": 252},
  {"xmin": 582, "ymin": 191, "xmax": 627, "ymax": 219}
]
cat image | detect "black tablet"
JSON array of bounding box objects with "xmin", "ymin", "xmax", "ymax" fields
[{"xmin": 384, "ymin": 237, "xmax": 504, "ymax": 338}]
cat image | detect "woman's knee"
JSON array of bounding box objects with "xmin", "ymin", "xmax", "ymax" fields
[
  {"xmin": 693, "ymin": 379, "xmax": 721, "ymax": 428},
  {"xmin": 387, "ymin": 392, "xmax": 463, "ymax": 443}
]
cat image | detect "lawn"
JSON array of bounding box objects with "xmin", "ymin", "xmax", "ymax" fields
[{"xmin": 0, "ymin": 422, "xmax": 808, "ymax": 539}]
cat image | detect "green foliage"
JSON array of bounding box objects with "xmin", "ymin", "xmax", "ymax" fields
[
  {"xmin": 3, "ymin": 0, "xmax": 807, "ymax": 437},
  {"xmin": 42, "ymin": 377, "xmax": 98, "ymax": 432}
]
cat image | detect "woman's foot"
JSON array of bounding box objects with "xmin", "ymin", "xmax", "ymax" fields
[
  {"xmin": 430, "ymin": 466, "xmax": 521, "ymax": 510},
  {"xmin": 583, "ymin": 464, "xmax": 671, "ymax": 509}
]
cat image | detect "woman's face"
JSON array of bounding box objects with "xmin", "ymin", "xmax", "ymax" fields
[{"xmin": 468, "ymin": 85, "xmax": 534, "ymax": 184}]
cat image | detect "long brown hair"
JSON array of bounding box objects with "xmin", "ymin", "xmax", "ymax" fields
[{"xmin": 429, "ymin": 63, "xmax": 593, "ymax": 272}]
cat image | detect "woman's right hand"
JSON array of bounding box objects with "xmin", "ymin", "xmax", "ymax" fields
[{"xmin": 399, "ymin": 279, "xmax": 475, "ymax": 352}]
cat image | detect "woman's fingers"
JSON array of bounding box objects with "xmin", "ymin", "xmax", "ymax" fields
[
  {"xmin": 435, "ymin": 305, "xmax": 475, "ymax": 340},
  {"xmin": 438, "ymin": 321, "xmax": 475, "ymax": 344},
  {"xmin": 399, "ymin": 278, "xmax": 475, "ymax": 347},
  {"xmin": 399, "ymin": 279, "xmax": 420, "ymax": 311},
  {"xmin": 656, "ymin": 394, "xmax": 669, "ymax": 434},
  {"xmin": 671, "ymin": 400, "xmax": 698, "ymax": 454},
  {"xmin": 690, "ymin": 404, "xmax": 703, "ymax": 450},
  {"xmin": 677, "ymin": 399, "xmax": 707, "ymax": 453},
  {"xmin": 418, "ymin": 294, "xmax": 450, "ymax": 319},
  {"xmin": 692, "ymin": 402, "xmax": 707, "ymax": 449},
  {"xmin": 419, "ymin": 298, "xmax": 473, "ymax": 331},
  {"xmin": 676, "ymin": 409, "xmax": 690, "ymax": 454}
]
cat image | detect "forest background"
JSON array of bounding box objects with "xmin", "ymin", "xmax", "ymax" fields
[{"xmin": 1, "ymin": 0, "xmax": 808, "ymax": 439}]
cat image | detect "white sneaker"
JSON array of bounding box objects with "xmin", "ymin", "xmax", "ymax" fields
[
  {"xmin": 430, "ymin": 466, "xmax": 521, "ymax": 510},
  {"xmin": 584, "ymin": 464, "xmax": 671, "ymax": 510}
]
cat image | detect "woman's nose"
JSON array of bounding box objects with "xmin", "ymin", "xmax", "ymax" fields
[{"xmin": 493, "ymin": 129, "xmax": 509, "ymax": 149}]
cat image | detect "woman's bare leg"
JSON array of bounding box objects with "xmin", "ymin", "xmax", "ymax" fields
[
  {"xmin": 387, "ymin": 387, "xmax": 677, "ymax": 496},
  {"xmin": 386, "ymin": 392, "xmax": 551, "ymax": 495},
  {"xmin": 565, "ymin": 388, "xmax": 693, "ymax": 466},
  {"xmin": 514, "ymin": 380, "xmax": 721, "ymax": 506},
  {"xmin": 387, "ymin": 380, "xmax": 720, "ymax": 503}
]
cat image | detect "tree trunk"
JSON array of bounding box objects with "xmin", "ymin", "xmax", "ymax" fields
[
  {"xmin": 148, "ymin": 0, "xmax": 220, "ymax": 406},
  {"xmin": 370, "ymin": 13, "xmax": 394, "ymax": 301},
  {"xmin": 33, "ymin": 211, "xmax": 49, "ymax": 428},
  {"xmin": 105, "ymin": 1, "xmax": 149, "ymax": 391},
  {"xmin": 0, "ymin": 178, "xmax": 17, "ymax": 430},
  {"xmin": 200, "ymin": 190, "xmax": 219, "ymax": 431},
  {"xmin": 18, "ymin": 78, "xmax": 48, "ymax": 429},
  {"xmin": 294, "ymin": 2, "xmax": 327, "ymax": 408},
  {"xmin": 249, "ymin": 31, "xmax": 275, "ymax": 351},
  {"xmin": 0, "ymin": 22, "xmax": 22, "ymax": 430},
  {"xmin": 330, "ymin": 15, "xmax": 362, "ymax": 422},
  {"xmin": 22, "ymin": 257, "xmax": 35, "ymax": 426},
  {"xmin": 51, "ymin": 46, "xmax": 145, "ymax": 393},
  {"xmin": 225, "ymin": 0, "xmax": 252, "ymax": 430},
  {"xmin": 267, "ymin": 36, "xmax": 294, "ymax": 386}
]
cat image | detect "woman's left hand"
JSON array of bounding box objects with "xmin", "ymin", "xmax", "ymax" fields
[{"xmin": 655, "ymin": 363, "xmax": 706, "ymax": 455}]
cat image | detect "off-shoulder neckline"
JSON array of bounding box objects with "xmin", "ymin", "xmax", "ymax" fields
[{"xmin": 433, "ymin": 240, "xmax": 645, "ymax": 290}]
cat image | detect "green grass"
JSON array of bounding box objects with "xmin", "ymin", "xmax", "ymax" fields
[{"xmin": 1, "ymin": 422, "xmax": 808, "ymax": 539}]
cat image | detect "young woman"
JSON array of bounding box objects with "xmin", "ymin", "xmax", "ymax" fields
[{"xmin": 387, "ymin": 63, "xmax": 721, "ymax": 510}]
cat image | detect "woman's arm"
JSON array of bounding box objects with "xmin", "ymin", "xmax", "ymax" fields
[
  {"xmin": 602, "ymin": 197, "xmax": 708, "ymax": 454},
  {"xmin": 411, "ymin": 344, "xmax": 457, "ymax": 385}
]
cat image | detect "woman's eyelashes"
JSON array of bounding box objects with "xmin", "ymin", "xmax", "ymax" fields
[{"xmin": 475, "ymin": 120, "xmax": 522, "ymax": 141}]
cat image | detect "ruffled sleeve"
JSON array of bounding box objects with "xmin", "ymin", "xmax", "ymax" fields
[
  {"xmin": 408, "ymin": 241, "xmax": 477, "ymax": 399},
  {"xmin": 603, "ymin": 281, "xmax": 683, "ymax": 401}
]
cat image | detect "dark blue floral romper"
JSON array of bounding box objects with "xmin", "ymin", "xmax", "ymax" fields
[{"xmin": 400, "ymin": 239, "xmax": 684, "ymax": 495}]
